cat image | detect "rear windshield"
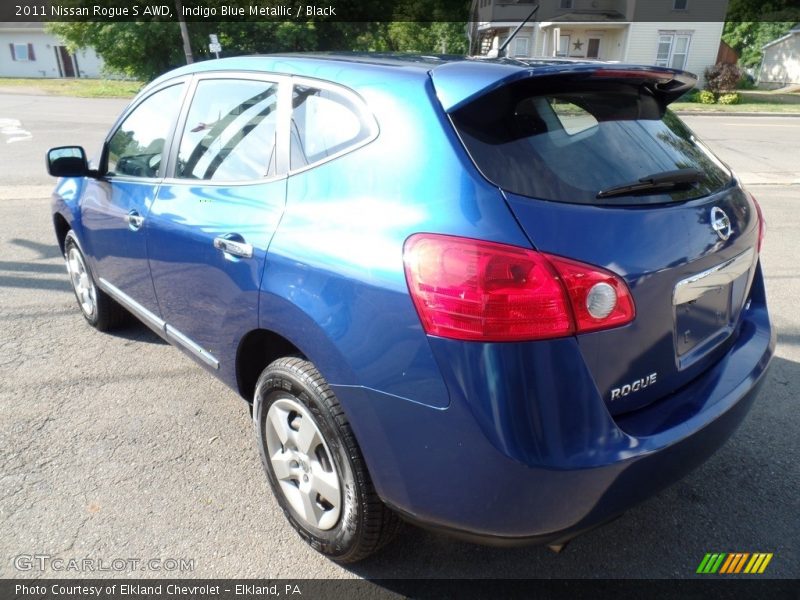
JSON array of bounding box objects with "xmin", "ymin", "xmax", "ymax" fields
[{"xmin": 450, "ymin": 79, "xmax": 732, "ymax": 205}]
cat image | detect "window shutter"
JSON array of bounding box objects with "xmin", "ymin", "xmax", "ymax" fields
[
  {"xmin": 9, "ymin": 43, "xmax": 16, "ymax": 61},
  {"xmin": 28, "ymin": 43, "xmax": 36, "ymax": 61}
]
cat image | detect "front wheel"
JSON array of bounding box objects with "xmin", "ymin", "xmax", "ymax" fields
[
  {"xmin": 64, "ymin": 231, "xmax": 127, "ymax": 331},
  {"xmin": 253, "ymin": 357, "xmax": 400, "ymax": 563}
]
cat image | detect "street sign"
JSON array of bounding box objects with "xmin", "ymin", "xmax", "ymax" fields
[
  {"xmin": 209, "ymin": 42, "xmax": 222, "ymax": 53},
  {"xmin": 209, "ymin": 34, "xmax": 219, "ymax": 44}
]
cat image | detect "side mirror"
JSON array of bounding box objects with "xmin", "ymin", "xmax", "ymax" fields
[{"xmin": 46, "ymin": 146, "xmax": 91, "ymax": 178}]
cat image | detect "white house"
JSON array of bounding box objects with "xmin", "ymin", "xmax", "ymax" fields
[
  {"xmin": 758, "ymin": 24, "xmax": 800, "ymax": 89},
  {"xmin": 471, "ymin": 0, "xmax": 729, "ymax": 85},
  {"xmin": 0, "ymin": 22, "xmax": 104, "ymax": 78}
]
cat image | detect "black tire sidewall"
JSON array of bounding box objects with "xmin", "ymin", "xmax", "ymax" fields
[{"xmin": 253, "ymin": 362, "xmax": 362, "ymax": 560}]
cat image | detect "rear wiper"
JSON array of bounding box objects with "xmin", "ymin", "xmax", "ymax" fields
[{"xmin": 596, "ymin": 168, "xmax": 703, "ymax": 199}]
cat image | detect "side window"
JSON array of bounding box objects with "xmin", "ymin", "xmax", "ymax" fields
[
  {"xmin": 176, "ymin": 79, "xmax": 279, "ymax": 181},
  {"xmin": 106, "ymin": 84, "xmax": 184, "ymax": 178},
  {"xmin": 290, "ymin": 85, "xmax": 374, "ymax": 170}
]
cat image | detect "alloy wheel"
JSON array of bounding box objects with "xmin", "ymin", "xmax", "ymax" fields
[
  {"xmin": 66, "ymin": 247, "xmax": 96, "ymax": 318},
  {"xmin": 265, "ymin": 397, "xmax": 342, "ymax": 530}
]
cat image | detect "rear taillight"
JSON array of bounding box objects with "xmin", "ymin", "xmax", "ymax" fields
[
  {"xmin": 403, "ymin": 234, "xmax": 635, "ymax": 342},
  {"xmin": 546, "ymin": 253, "xmax": 636, "ymax": 334},
  {"xmin": 750, "ymin": 193, "xmax": 766, "ymax": 253}
]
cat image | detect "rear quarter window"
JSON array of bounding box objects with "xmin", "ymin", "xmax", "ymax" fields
[{"xmin": 290, "ymin": 84, "xmax": 376, "ymax": 171}]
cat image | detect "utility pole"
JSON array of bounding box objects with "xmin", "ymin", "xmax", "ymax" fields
[{"xmin": 174, "ymin": 0, "xmax": 194, "ymax": 64}]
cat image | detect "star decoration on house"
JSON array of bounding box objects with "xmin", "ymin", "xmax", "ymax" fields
[{"xmin": 573, "ymin": 40, "xmax": 584, "ymax": 50}]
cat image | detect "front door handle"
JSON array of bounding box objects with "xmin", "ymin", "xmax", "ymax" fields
[
  {"xmin": 125, "ymin": 210, "xmax": 144, "ymax": 231},
  {"xmin": 213, "ymin": 236, "xmax": 253, "ymax": 259}
]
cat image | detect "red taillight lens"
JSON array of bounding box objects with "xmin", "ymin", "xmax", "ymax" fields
[
  {"xmin": 750, "ymin": 193, "xmax": 766, "ymax": 253},
  {"xmin": 403, "ymin": 234, "xmax": 635, "ymax": 342}
]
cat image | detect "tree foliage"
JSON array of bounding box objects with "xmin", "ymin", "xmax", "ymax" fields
[
  {"xmin": 722, "ymin": 21, "xmax": 795, "ymax": 68},
  {"xmin": 722, "ymin": 0, "xmax": 799, "ymax": 68},
  {"xmin": 48, "ymin": 0, "xmax": 468, "ymax": 81},
  {"xmin": 48, "ymin": 21, "xmax": 185, "ymax": 80},
  {"xmin": 725, "ymin": 0, "xmax": 799, "ymax": 22}
]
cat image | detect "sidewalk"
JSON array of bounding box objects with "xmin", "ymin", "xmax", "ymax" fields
[
  {"xmin": 674, "ymin": 110, "xmax": 800, "ymax": 117},
  {"xmin": 734, "ymin": 173, "xmax": 800, "ymax": 185}
]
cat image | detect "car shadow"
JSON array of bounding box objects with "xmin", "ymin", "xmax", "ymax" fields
[
  {"xmin": 0, "ymin": 273, "xmax": 71, "ymax": 292},
  {"xmin": 9, "ymin": 238, "xmax": 63, "ymax": 260},
  {"xmin": 0, "ymin": 240, "xmax": 164, "ymax": 346},
  {"xmin": 0, "ymin": 240, "xmax": 71, "ymax": 292},
  {"xmin": 345, "ymin": 353, "xmax": 799, "ymax": 579}
]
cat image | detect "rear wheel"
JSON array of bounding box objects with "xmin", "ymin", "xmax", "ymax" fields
[
  {"xmin": 64, "ymin": 231, "xmax": 127, "ymax": 331},
  {"xmin": 253, "ymin": 357, "xmax": 400, "ymax": 562}
]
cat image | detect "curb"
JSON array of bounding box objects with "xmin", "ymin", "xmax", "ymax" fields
[{"xmin": 674, "ymin": 111, "xmax": 800, "ymax": 117}]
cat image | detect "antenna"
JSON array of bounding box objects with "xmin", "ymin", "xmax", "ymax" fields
[{"xmin": 496, "ymin": 4, "xmax": 540, "ymax": 57}]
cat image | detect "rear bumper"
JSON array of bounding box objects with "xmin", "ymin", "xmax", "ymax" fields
[{"xmin": 332, "ymin": 281, "xmax": 775, "ymax": 541}]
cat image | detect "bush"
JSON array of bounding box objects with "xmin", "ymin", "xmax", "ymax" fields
[
  {"xmin": 699, "ymin": 90, "xmax": 717, "ymax": 104},
  {"xmin": 718, "ymin": 93, "xmax": 741, "ymax": 105},
  {"xmin": 737, "ymin": 74, "xmax": 756, "ymax": 90},
  {"xmin": 704, "ymin": 63, "xmax": 741, "ymax": 94},
  {"xmin": 680, "ymin": 90, "xmax": 702, "ymax": 103}
]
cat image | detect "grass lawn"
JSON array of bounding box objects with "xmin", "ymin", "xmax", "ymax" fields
[
  {"xmin": 673, "ymin": 89, "xmax": 800, "ymax": 113},
  {"xmin": 0, "ymin": 78, "xmax": 143, "ymax": 98},
  {"xmin": 672, "ymin": 101, "xmax": 800, "ymax": 113}
]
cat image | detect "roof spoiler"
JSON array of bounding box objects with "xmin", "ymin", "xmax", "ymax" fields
[{"xmin": 431, "ymin": 61, "xmax": 697, "ymax": 113}]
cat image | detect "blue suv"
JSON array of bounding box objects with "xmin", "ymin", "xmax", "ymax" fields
[{"xmin": 48, "ymin": 54, "xmax": 774, "ymax": 562}]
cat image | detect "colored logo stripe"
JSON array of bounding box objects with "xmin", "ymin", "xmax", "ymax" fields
[
  {"xmin": 720, "ymin": 553, "xmax": 749, "ymax": 573},
  {"xmin": 697, "ymin": 553, "xmax": 773, "ymax": 574},
  {"xmin": 697, "ymin": 553, "xmax": 726, "ymax": 573},
  {"xmin": 744, "ymin": 553, "xmax": 773, "ymax": 574}
]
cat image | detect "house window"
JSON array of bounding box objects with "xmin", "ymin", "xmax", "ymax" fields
[
  {"xmin": 557, "ymin": 35, "xmax": 571, "ymax": 57},
  {"xmin": 655, "ymin": 33, "xmax": 691, "ymax": 70},
  {"xmin": 513, "ymin": 37, "xmax": 530, "ymax": 57},
  {"xmin": 10, "ymin": 43, "xmax": 35, "ymax": 62},
  {"xmin": 673, "ymin": 0, "xmax": 688, "ymax": 10}
]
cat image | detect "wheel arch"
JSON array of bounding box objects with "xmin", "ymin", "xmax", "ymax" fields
[
  {"xmin": 53, "ymin": 212, "xmax": 72, "ymax": 254},
  {"xmin": 235, "ymin": 328, "xmax": 305, "ymax": 402}
]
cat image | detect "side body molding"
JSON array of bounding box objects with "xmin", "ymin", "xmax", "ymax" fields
[{"xmin": 97, "ymin": 277, "xmax": 220, "ymax": 370}]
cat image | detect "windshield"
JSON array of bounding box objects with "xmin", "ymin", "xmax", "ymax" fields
[{"xmin": 450, "ymin": 80, "xmax": 732, "ymax": 205}]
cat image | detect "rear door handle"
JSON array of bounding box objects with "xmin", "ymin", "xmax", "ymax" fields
[
  {"xmin": 125, "ymin": 210, "xmax": 144, "ymax": 231},
  {"xmin": 213, "ymin": 236, "xmax": 253, "ymax": 259}
]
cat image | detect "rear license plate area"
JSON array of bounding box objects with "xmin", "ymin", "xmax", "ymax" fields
[
  {"xmin": 672, "ymin": 248, "xmax": 756, "ymax": 370},
  {"xmin": 675, "ymin": 284, "xmax": 732, "ymax": 356}
]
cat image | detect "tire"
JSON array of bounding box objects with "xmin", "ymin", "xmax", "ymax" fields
[
  {"xmin": 253, "ymin": 357, "xmax": 401, "ymax": 563},
  {"xmin": 64, "ymin": 231, "xmax": 128, "ymax": 331}
]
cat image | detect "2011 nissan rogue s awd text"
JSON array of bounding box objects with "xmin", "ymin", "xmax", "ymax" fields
[{"xmin": 47, "ymin": 54, "xmax": 775, "ymax": 562}]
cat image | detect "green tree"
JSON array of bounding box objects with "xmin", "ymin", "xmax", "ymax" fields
[
  {"xmin": 48, "ymin": 21, "xmax": 186, "ymax": 80},
  {"xmin": 49, "ymin": 20, "xmax": 468, "ymax": 81},
  {"xmin": 722, "ymin": 21, "xmax": 794, "ymax": 68},
  {"xmin": 725, "ymin": 0, "xmax": 799, "ymax": 21},
  {"xmin": 48, "ymin": 20, "xmax": 323, "ymax": 80},
  {"xmin": 722, "ymin": 0, "xmax": 799, "ymax": 68},
  {"xmin": 385, "ymin": 23, "xmax": 468, "ymax": 53}
]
